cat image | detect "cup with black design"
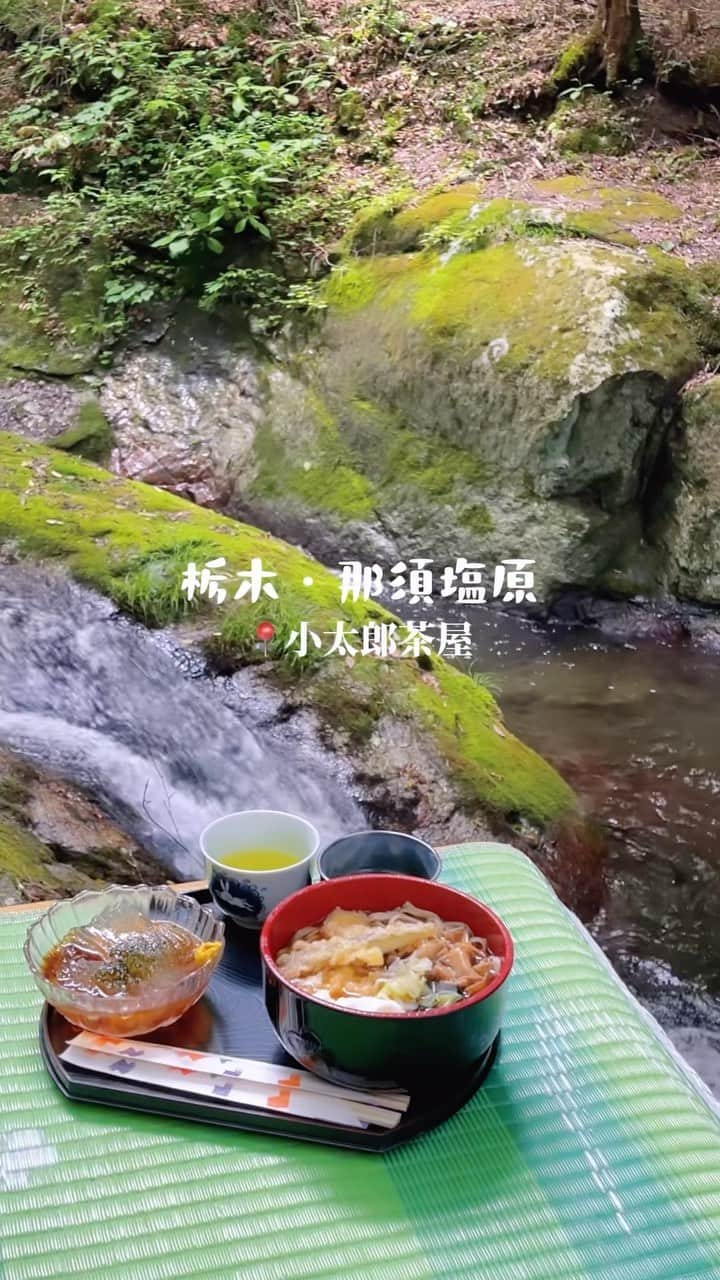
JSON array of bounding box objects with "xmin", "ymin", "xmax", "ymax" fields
[{"xmin": 201, "ymin": 809, "xmax": 320, "ymax": 929}]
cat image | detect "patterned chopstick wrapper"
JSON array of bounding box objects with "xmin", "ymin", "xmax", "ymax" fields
[{"xmin": 61, "ymin": 1032, "xmax": 409, "ymax": 1129}]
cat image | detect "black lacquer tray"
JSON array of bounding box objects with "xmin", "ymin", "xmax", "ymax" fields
[{"xmin": 40, "ymin": 889, "xmax": 500, "ymax": 1151}]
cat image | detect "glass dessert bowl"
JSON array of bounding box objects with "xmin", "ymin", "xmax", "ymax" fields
[{"xmin": 25, "ymin": 885, "xmax": 225, "ymax": 1037}]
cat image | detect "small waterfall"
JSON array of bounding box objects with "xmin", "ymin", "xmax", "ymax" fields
[{"xmin": 0, "ymin": 566, "xmax": 363, "ymax": 877}]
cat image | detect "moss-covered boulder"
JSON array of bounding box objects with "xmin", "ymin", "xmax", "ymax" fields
[
  {"xmin": 340, "ymin": 179, "xmax": 684, "ymax": 257},
  {"xmin": 0, "ymin": 431, "xmax": 578, "ymax": 835},
  {"xmin": 93, "ymin": 182, "xmax": 715, "ymax": 604},
  {"xmin": 247, "ymin": 185, "xmax": 717, "ymax": 598},
  {"xmin": 529, "ymin": 177, "xmax": 683, "ymax": 248},
  {"xmin": 547, "ymin": 92, "xmax": 637, "ymax": 156},
  {"xmin": 658, "ymin": 377, "xmax": 720, "ymax": 605}
]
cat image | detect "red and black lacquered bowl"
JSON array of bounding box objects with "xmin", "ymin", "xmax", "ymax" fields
[{"xmin": 261, "ymin": 874, "xmax": 514, "ymax": 1091}]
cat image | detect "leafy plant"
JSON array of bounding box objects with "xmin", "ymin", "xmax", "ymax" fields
[
  {"xmin": 557, "ymin": 80, "xmax": 597, "ymax": 103},
  {"xmin": 0, "ymin": 8, "xmax": 331, "ymax": 338}
]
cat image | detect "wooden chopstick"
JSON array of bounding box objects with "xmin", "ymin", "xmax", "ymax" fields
[{"xmin": 67, "ymin": 1032, "xmax": 411, "ymax": 1112}]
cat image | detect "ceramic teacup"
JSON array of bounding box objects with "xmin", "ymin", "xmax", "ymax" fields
[
  {"xmin": 201, "ymin": 809, "xmax": 320, "ymax": 929},
  {"xmin": 317, "ymin": 829, "xmax": 441, "ymax": 881}
]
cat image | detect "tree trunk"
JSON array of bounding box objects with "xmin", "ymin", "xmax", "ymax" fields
[{"xmin": 597, "ymin": 0, "xmax": 642, "ymax": 84}]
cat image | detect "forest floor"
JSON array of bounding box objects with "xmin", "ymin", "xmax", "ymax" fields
[
  {"xmin": 0, "ymin": 0, "xmax": 718, "ymax": 325},
  {"xmin": 159, "ymin": 0, "xmax": 720, "ymax": 263}
]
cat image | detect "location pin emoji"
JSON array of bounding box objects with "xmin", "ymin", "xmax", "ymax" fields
[{"xmin": 256, "ymin": 620, "xmax": 275, "ymax": 657}]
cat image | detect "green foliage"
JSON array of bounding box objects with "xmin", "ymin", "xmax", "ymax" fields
[
  {"xmin": 348, "ymin": 0, "xmax": 414, "ymax": 49},
  {"xmin": 0, "ymin": 0, "xmax": 62, "ymax": 41},
  {"xmin": 0, "ymin": 7, "xmax": 330, "ymax": 337}
]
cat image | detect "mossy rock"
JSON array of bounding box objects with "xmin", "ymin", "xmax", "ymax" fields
[
  {"xmin": 532, "ymin": 178, "xmax": 682, "ymax": 225},
  {"xmin": 0, "ymin": 747, "xmax": 168, "ymax": 902},
  {"xmin": 657, "ymin": 377, "xmax": 720, "ymax": 605},
  {"xmin": 343, "ymin": 184, "xmax": 483, "ymax": 255},
  {"xmin": 0, "ymin": 431, "xmax": 578, "ymax": 829},
  {"xmin": 0, "ymin": 815, "xmax": 71, "ymax": 898},
  {"xmin": 53, "ymin": 399, "xmax": 114, "ymax": 462},
  {"xmin": 253, "ymin": 183, "xmax": 717, "ymax": 598},
  {"xmin": 547, "ymin": 92, "xmax": 637, "ymax": 156},
  {"xmin": 345, "ymin": 178, "xmax": 683, "ymax": 262}
]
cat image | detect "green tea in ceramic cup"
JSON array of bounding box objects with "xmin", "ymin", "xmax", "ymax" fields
[
  {"xmin": 201, "ymin": 809, "xmax": 319, "ymax": 929},
  {"xmin": 218, "ymin": 849, "xmax": 301, "ymax": 872}
]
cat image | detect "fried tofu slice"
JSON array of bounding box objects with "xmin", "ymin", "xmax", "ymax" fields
[{"xmin": 278, "ymin": 921, "xmax": 436, "ymax": 979}]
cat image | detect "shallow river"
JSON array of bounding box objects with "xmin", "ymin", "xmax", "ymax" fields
[{"xmin": 454, "ymin": 604, "xmax": 720, "ymax": 1093}]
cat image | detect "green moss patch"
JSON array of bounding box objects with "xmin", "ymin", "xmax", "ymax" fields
[
  {"xmin": 0, "ymin": 431, "xmax": 353, "ymax": 628},
  {"xmin": 392, "ymin": 184, "xmax": 485, "ymax": 244},
  {"xmin": 550, "ymin": 33, "xmax": 600, "ymax": 86},
  {"xmin": 0, "ymin": 816, "xmax": 62, "ymax": 888},
  {"xmin": 533, "ymin": 177, "xmax": 682, "ymax": 224},
  {"xmin": 560, "ymin": 210, "xmax": 638, "ymax": 248},
  {"xmin": 0, "ymin": 431, "xmax": 578, "ymax": 828},
  {"xmin": 53, "ymin": 399, "xmax": 114, "ymax": 462},
  {"xmin": 547, "ymin": 93, "xmax": 636, "ymax": 157},
  {"xmin": 324, "ymin": 217, "xmax": 714, "ymax": 388},
  {"xmin": 342, "ymin": 182, "xmax": 685, "ymax": 270},
  {"xmin": 417, "ymin": 662, "xmax": 574, "ymax": 822},
  {"xmin": 252, "ymin": 392, "xmax": 378, "ymax": 521},
  {"xmin": 253, "ymin": 383, "xmax": 494, "ymax": 536},
  {"xmin": 344, "ymin": 184, "xmax": 484, "ymax": 256}
]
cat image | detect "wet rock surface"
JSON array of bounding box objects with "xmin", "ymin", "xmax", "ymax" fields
[
  {"xmin": 658, "ymin": 376, "xmax": 720, "ymax": 605},
  {"xmin": 0, "ymin": 566, "xmax": 365, "ymax": 887},
  {"xmin": 546, "ymin": 591, "xmax": 720, "ymax": 649},
  {"xmin": 0, "ymin": 746, "xmax": 168, "ymax": 903},
  {"xmin": 0, "ymin": 379, "xmax": 87, "ymax": 441},
  {"xmin": 100, "ymin": 309, "xmax": 262, "ymax": 507}
]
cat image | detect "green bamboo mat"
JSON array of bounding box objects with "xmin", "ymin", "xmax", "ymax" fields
[{"xmin": 2, "ymin": 843, "xmax": 720, "ymax": 1280}]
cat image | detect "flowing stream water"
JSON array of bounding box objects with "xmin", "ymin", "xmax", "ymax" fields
[
  {"xmin": 1, "ymin": 565, "xmax": 719, "ymax": 1091},
  {"xmin": 450, "ymin": 602, "xmax": 720, "ymax": 1093},
  {"xmin": 0, "ymin": 567, "xmax": 363, "ymax": 878}
]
